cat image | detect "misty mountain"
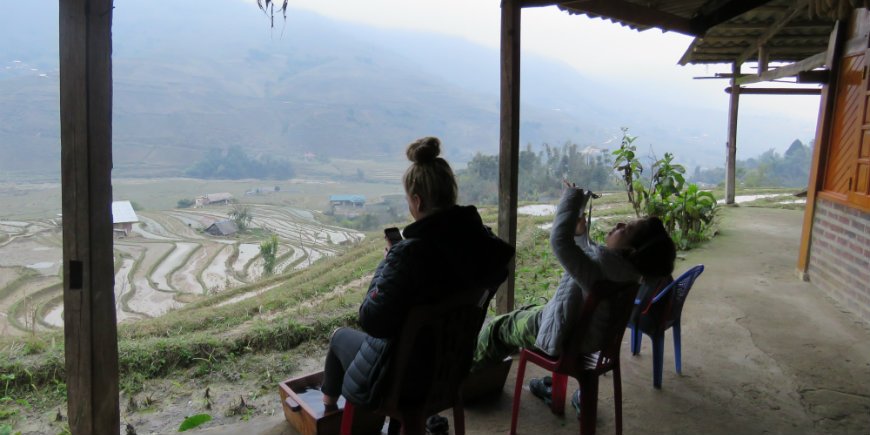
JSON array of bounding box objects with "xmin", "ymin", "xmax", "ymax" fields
[{"xmin": 0, "ymin": 0, "xmax": 813, "ymax": 179}]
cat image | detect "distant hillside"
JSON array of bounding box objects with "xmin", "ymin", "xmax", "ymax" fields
[{"xmin": 0, "ymin": 0, "xmax": 815, "ymax": 179}]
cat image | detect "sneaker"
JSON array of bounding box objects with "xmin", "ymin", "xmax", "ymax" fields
[
  {"xmin": 528, "ymin": 376, "xmax": 553, "ymax": 406},
  {"xmin": 570, "ymin": 389, "xmax": 581, "ymax": 415},
  {"xmin": 425, "ymin": 414, "xmax": 449, "ymax": 435}
]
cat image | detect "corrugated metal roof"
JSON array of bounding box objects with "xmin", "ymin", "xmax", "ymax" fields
[
  {"xmin": 557, "ymin": 0, "xmax": 840, "ymax": 66},
  {"xmin": 207, "ymin": 192, "xmax": 233, "ymax": 202},
  {"xmin": 678, "ymin": 0, "xmax": 835, "ymax": 65},
  {"xmin": 111, "ymin": 201, "xmax": 139, "ymax": 224},
  {"xmin": 207, "ymin": 219, "xmax": 238, "ymax": 236}
]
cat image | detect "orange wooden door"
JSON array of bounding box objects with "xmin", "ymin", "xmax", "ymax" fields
[{"xmin": 848, "ymin": 47, "xmax": 870, "ymax": 208}]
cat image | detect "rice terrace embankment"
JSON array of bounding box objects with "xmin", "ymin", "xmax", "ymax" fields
[{"xmin": 0, "ymin": 204, "xmax": 364, "ymax": 336}]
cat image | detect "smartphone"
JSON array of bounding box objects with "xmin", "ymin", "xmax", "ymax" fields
[{"xmin": 384, "ymin": 227, "xmax": 403, "ymax": 245}]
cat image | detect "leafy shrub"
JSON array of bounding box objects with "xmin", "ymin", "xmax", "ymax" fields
[
  {"xmin": 613, "ymin": 128, "xmax": 718, "ymax": 249},
  {"xmin": 260, "ymin": 234, "xmax": 279, "ymax": 275}
]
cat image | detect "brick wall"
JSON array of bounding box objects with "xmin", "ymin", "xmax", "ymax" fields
[{"xmin": 809, "ymin": 198, "xmax": 870, "ymax": 325}]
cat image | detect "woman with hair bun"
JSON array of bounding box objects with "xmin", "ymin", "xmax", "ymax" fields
[{"xmin": 319, "ymin": 137, "xmax": 515, "ymax": 411}]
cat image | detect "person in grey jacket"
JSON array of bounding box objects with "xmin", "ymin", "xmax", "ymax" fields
[
  {"xmin": 472, "ymin": 182, "xmax": 676, "ymax": 377},
  {"xmin": 320, "ymin": 137, "xmax": 514, "ymax": 411}
]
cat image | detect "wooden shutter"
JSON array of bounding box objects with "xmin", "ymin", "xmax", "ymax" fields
[
  {"xmin": 823, "ymin": 52, "xmax": 865, "ymax": 198},
  {"xmin": 848, "ymin": 47, "xmax": 870, "ymax": 208}
]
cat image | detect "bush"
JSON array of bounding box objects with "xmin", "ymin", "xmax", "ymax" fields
[
  {"xmin": 176, "ymin": 198, "xmax": 195, "ymax": 209},
  {"xmin": 613, "ymin": 128, "xmax": 718, "ymax": 249}
]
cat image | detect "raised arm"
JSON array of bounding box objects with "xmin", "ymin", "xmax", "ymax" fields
[{"xmin": 550, "ymin": 188, "xmax": 603, "ymax": 290}]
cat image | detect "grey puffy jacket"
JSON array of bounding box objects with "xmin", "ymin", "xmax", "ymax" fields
[{"xmin": 535, "ymin": 188, "xmax": 640, "ymax": 356}]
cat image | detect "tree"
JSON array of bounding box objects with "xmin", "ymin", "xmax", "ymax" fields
[
  {"xmin": 612, "ymin": 128, "xmax": 644, "ymax": 217},
  {"xmin": 260, "ymin": 234, "xmax": 279, "ymax": 275},
  {"xmin": 176, "ymin": 198, "xmax": 195, "ymax": 209},
  {"xmin": 228, "ymin": 205, "xmax": 253, "ymax": 232}
]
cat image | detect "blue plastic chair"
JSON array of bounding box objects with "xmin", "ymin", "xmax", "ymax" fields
[{"xmin": 629, "ymin": 264, "xmax": 704, "ymax": 389}]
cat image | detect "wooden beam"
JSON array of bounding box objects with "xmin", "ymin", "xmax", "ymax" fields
[
  {"xmin": 725, "ymin": 62, "xmax": 740, "ymax": 205},
  {"xmin": 735, "ymin": 0, "xmax": 809, "ymax": 65},
  {"xmin": 758, "ymin": 44, "xmax": 769, "ymax": 72},
  {"xmin": 736, "ymin": 51, "xmax": 827, "ymax": 84},
  {"xmin": 700, "ymin": 46, "xmax": 821, "ymax": 56},
  {"xmin": 60, "ymin": 0, "xmax": 119, "ymax": 433},
  {"xmin": 520, "ymin": 0, "xmax": 560, "ymax": 7},
  {"xmin": 694, "ymin": 35, "xmax": 830, "ymax": 45},
  {"xmin": 798, "ymin": 20, "xmax": 849, "ymax": 275},
  {"xmin": 714, "ymin": 23, "xmax": 832, "ymax": 32},
  {"xmin": 559, "ymin": 0, "xmax": 698, "ymax": 36},
  {"xmin": 724, "ymin": 87, "xmax": 821, "ymax": 95},
  {"xmin": 798, "ymin": 70, "xmax": 830, "ymax": 84},
  {"xmin": 689, "ymin": 0, "xmax": 776, "ymax": 35},
  {"xmin": 678, "ymin": 38, "xmax": 703, "ymax": 65},
  {"xmin": 498, "ymin": 0, "xmax": 521, "ymax": 314}
]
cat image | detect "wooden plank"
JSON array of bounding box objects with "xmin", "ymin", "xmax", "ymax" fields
[
  {"xmin": 725, "ymin": 62, "xmax": 740, "ymax": 205},
  {"xmin": 758, "ymin": 45, "xmax": 770, "ymax": 72},
  {"xmin": 59, "ymin": 0, "xmax": 120, "ymax": 433},
  {"xmin": 798, "ymin": 70, "xmax": 830, "ymax": 83},
  {"xmin": 724, "ymin": 87, "xmax": 821, "ymax": 95},
  {"xmin": 497, "ymin": 0, "xmax": 521, "ymax": 315},
  {"xmin": 735, "ymin": 0, "xmax": 809, "ymax": 65},
  {"xmin": 694, "ymin": 35, "xmax": 830, "ymax": 45},
  {"xmin": 736, "ymin": 51, "xmax": 827, "ymax": 84},
  {"xmin": 715, "ymin": 23, "xmax": 832, "ymax": 32},
  {"xmin": 558, "ymin": 0, "xmax": 697, "ymax": 36},
  {"xmin": 798, "ymin": 20, "xmax": 849, "ymax": 276},
  {"xmin": 701, "ymin": 46, "xmax": 820, "ymax": 56}
]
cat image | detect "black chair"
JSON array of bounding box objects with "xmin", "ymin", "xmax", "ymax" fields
[{"xmin": 340, "ymin": 287, "xmax": 493, "ymax": 435}]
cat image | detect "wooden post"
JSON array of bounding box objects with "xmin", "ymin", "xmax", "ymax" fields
[
  {"xmin": 725, "ymin": 62, "xmax": 741, "ymax": 205},
  {"xmin": 797, "ymin": 20, "xmax": 848, "ymax": 277},
  {"xmin": 59, "ymin": 0, "xmax": 119, "ymax": 433},
  {"xmin": 758, "ymin": 45, "xmax": 769, "ymax": 72},
  {"xmin": 497, "ymin": 0, "xmax": 521, "ymax": 314}
]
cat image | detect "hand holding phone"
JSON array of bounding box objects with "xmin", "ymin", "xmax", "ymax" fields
[{"xmin": 384, "ymin": 227, "xmax": 402, "ymax": 248}]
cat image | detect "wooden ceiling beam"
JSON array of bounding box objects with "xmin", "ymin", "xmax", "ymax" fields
[
  {"xmin": 520, "ymin": 0, "xmax": 562, "ymax": 8},
  {"xmin": 689, "ymin": 0, "xmax": 776, "ymax": 34},
  {"xmin": 557, "ymin": 0, "xmax": 698, "ymax": 36},
  {"xmin": 736, "ymin": 51, "xmax": 826, "ymax": 84},
  {"xmin": 725, "ymin": 87, "xmax": 821, "ymax": 95},
  {"xmin": 697, "ymin": 35, "xmax": 830, "ymax": 45},
  {"xmin": 735, "ymin": 0, "xmax": 810, "ymax": 65},
  {"xmin": 714, "ymin": 23, "xmax": 832, "ymax": 32},
  {"xmin": 701, "ymin": 46, "xmax": 822, "ymax": 56}
]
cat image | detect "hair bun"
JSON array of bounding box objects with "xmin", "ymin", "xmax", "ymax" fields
[{"xmin": 406, "ymin": 137, "xmax": 441, "ymax": 164}]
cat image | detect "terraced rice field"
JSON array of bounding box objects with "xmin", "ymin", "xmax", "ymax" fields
[{"xmin": 0, "ymin": 204, "xmax": 363, "ymax": 336}]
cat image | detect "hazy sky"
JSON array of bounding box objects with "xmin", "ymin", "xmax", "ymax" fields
[{"xmin": 283, "ymin": 0, "xmax": 820, "ymax": 136}]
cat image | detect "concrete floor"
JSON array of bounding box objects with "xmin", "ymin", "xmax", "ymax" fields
[{"xmin": 190, "ymin": 207, "xmax": 870, "ymax": 435}]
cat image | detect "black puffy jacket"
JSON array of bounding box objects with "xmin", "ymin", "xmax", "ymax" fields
[{"xmin": 341, "ymin": 205, "xmax": 514, "ymax": 405}]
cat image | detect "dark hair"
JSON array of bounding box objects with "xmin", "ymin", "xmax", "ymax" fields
[
  {"xmin": 625, "ymin": 217, "xmax": 676, "ymax": 278},
  {"xmin": 402, "ymin": 137, "xmax": 458, "ymax": 213}
]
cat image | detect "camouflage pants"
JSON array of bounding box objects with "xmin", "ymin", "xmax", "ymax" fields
[{"xmin": 472, "ymin": 305, "xmax": 543, "ymax": 371}]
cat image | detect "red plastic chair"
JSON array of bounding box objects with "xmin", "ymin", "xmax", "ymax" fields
[
  {"xmin": 629, "ymin": 264, "xmax": 705, "ymax": 388},
  {"xmin": 510, "ymin": 280, "xmax": 640, "ymax": 435},
  {"xmin": 340, "ymin": 287, "xmax": 493, "ymax": 435}
]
